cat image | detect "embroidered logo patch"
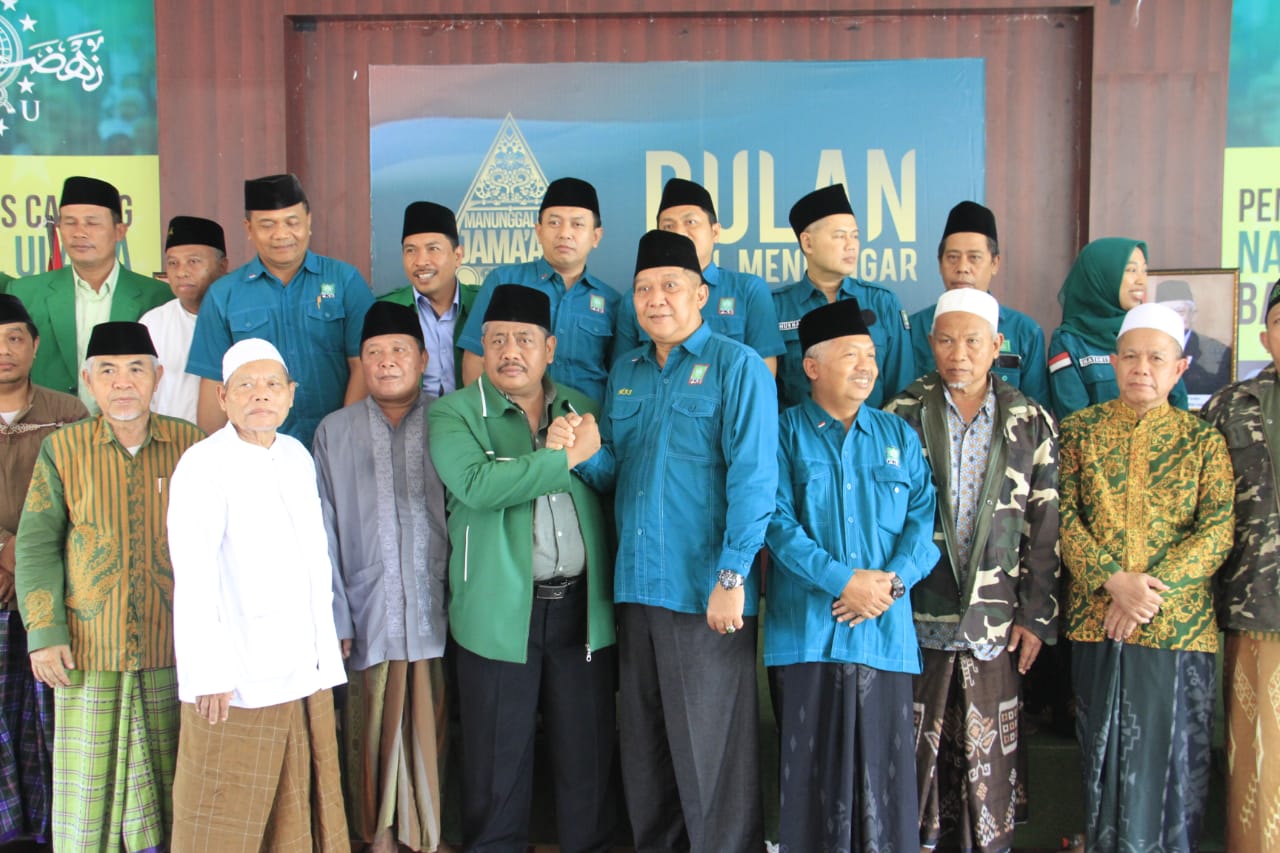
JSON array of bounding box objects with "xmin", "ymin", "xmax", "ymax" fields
[
  {"xmin": 1047, "ymin": 352, "xmax": 1073, "ymax": 374},
  {"xmin": 718, "ymin": 297, "xmax": 736, "ymax": 315},
  {"xmin": 885, "ymin": 446, "xmax": 901, "ymax": 466},
  {"xmin": 590, "ymin": 294, "xmax": 606, "ymax": 313},
  {"xmin": 1001, "ymin": 338, "xmax": 1012, "ymax": 353},
  {"xmin": 320, "ymin": 283, "xmax": 336, "ymax": 299},
  {"xmin": 689, "ymin": 364, "xmax": 710, "ymax": 385}
]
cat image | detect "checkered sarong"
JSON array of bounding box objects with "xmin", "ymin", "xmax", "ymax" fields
[
  {"xmin": 172, "ymin": 689, "xmax": 347, "ymax": 852},
  {"xmin": 0, "ymin": 611, "xmax": 53, "ymax": 843},
  {"xmin": 52, "ymin": 666, "xmax": 179, "ymax": 852}
]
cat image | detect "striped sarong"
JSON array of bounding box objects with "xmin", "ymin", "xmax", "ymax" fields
[
  {"xmin": 0, "ymin": 611, "xmax": 53, "ymax": 843},
  {"xmin": 343, "ymin": 658, "xmax": 446, "ymax": 851},
  {"xmin": 53, "ymin": 666, "xmax": 179, "ymax": 852},
  {"xmin": 1225, "ymin": 633, "xmax": 1280, "ymax": 853},
  {"xmin": 171, "ymin": 688, "xmax": 347, "ymax": 853}
]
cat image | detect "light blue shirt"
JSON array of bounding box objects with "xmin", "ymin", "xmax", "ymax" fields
[
  {"xmin": 772, "ymin": 275, "xmax": 915, "ymax": 410},
  {"xmin": 765, "ymin": 398, "xmax": 939, "ymax": 672},
  {"xmin": 458, "ymin": 258, "xmax": 620, "ymax": 403},
  {"xmin": 416, "ymin": 288, "xmax": 459, "ymax": 397},
  {"xmin": 577, "ymin": 323, "xmax": 778, "ymax": 614}
]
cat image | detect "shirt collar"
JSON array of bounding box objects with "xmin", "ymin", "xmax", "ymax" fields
[
  {"xmin": 245, "ymin": 250, "xmax": 319, "ymax": 283},
  {"xmin": 364, "ymin": 391, "xmax": 426, "ymax": 429},
  {"xmin": 535, "ymin": 256, "xmax": 600, "ymax": 290},
  {"xmin": 941, "ymin": 377, "xmax": 996, "ymax": 421},
  {"xmin": 702, "ymin": 263, "xmax": 721, "ymax": 287},
  {"xmin": 72, "ymin": 259, "xmax": 120, "ymax": 296},
  {"xmin": 91, "ymin": 412, "xmax": 171, "ymax": 448},
  {"xmin": 415, "ymin": 281, "xmax": 461, "ymax": 318},
  {"xmin": 800, "ymin": 396, "xmax": 871, "ymax": 435},
  {"xmin": 1104, "ymin": 396, "xmax": 1173, "ymax": 424}
]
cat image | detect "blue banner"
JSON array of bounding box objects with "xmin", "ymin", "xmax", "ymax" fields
[{"xmin": 370, "ymin": 60, "xmax": 984, "ymax": 312}]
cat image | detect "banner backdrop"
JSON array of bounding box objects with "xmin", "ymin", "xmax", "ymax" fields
[
  {"xmin": 1222, "ymin": 0, "xmax": 1280, "ymax": 378},
  {"xmin": 370, "ymin": 60, "xmax": 985, "ymax": 311},
  {"xmin": 0, "ymin": 0, "xmax": 160, "ymax": 277}
]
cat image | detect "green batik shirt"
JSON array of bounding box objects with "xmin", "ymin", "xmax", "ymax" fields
[{"xmin": 1059, "ymin": 399, "xmax": 1233, "ymax": 653}]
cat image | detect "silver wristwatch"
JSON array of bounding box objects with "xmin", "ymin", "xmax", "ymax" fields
[{"xmin": 717, "ymin": 570, "xmax": 745, "ymax": 590}]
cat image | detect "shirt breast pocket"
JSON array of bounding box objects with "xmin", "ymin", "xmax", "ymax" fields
[
  {"xmin": 666, "ymin": 394, "xmax": 719, "ymax": 461},
  {"xmin": 710, "ymin": 310, "xmax": 747, "ymax": 343},
  {"xmin": 572, "ymin": 313, "xmax": 613, "ymax": 362},
  {"xmin": 794, "ymin": 458, "xmax": 835, "ymax": 529},
  {"xmin": 607, "ymin": 396, "xmax": 645, "ymax": 458},
  {"xmin": 229, "ymin": 307, "xmax": 271, "ymax": 342},
  {"xmin": 1221, "ymin": 423, "xmax": 1259, "ymax": 451},
  {"xmin": 872, "ymin": 465, "xmax": 911, "ymax": 533},
  {"xmin": 305, "ymin": 297, "xmax": 348, "ymax": 353}
]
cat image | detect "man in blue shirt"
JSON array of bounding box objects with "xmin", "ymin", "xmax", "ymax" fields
[
  {"xmin": 458, "ymin": 178, "xmax": 619, "ymax": 403},
  {"xmin": 188, "ymin": 173, "xmax": 374, "ymax": 447},
  {"xmin": 613, "ymin": 177, "xmax": 784, "ymax": 373},
  {"xmin": 773, "ymin": 184, "xmax": 915, "ymax": 410},
  {"xmin": 766, "ymin": 297, "xmax": 938, "ymax": 852},
  {"xmin": 908, "ymin": 201, "xmax": 1049, "ymax": 404},
  {"xmin": 554, "ymin": 230, "xmax": 777, "ymax": 853},
  {"xmin": 377, "ymin": 201, "xmax": 479, "ymax": 397}
]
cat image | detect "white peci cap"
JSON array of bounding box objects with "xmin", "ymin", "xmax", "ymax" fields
[{"xmin": 222, "ymin": 338, "xmax": 288, "ymax": 382}]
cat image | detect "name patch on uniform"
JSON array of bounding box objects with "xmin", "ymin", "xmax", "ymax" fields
[
  {"xmin": 590, "ymin": 294, "xmax": 606, "ymax": 313},
  {"xmin": 689, "ymin": 364, "xmax": 710, "ymax": 385},
  {"xmin": 885, "ymin": 446, "xmax": 901, "ymax": 466},
  {"xmin": 1047, "ymin": 352, "xmax": 1073, "ymax": 374},
  {"xmin": 900, "ymin": 310, "xmax": 911, "ymax": 331},
  {"xmin": 617, "ymin": 388, "xmax": 633, "ymax": 396},
  {"xmin": 779, "ymin": 320, "xmax": 800, "ymax": 331},
  {"xmin": 1079, "ymin": 355, "xmax": 1110, "ymax": 368},
  {"xmin": 718, "ymin": 297, "xmax": 736, "ymax": 315}
]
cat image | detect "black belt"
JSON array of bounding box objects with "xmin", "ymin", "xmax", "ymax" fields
[{"xmin": 534, "ymin": 576, "xmax": 582, "ymax": 600}]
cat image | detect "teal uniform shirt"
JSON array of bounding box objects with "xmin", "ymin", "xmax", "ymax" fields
[
  {"xmin": 909, "ymin": 302, "xmax": 1049, "ymax": 405},
  {"xmin": 1047, "ymin": 327, "xmax": 1189, "ymax": 421},
  {"xmin": 773, "ymin": 275, "xmax": 915, "ymax": 410},
  {"xmin": 458, "ymin": 259, "xmax": 620, "ymax": 404},
  {"xmin": 612, "ymin": 263, "xmax": 785, "ymax": 362},
  {"xmin": 187, "ymin": 251, "xmax": 375, "ymax": 447}
]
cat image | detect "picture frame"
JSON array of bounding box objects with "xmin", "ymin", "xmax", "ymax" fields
[{"xmin": 1147, "ymin": 268, "xmax": 1239, "ymax": 408}]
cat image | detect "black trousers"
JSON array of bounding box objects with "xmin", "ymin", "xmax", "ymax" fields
[{"xmin": 454, "ymin": 582, "xmax": 618, "ymax": 853}]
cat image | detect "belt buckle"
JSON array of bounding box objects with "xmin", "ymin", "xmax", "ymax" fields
[{"xmin": 534, "ymin": 578, "xmax": 575, "ymax": 600}]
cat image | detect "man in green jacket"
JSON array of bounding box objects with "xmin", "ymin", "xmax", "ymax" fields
[
  {"xmin": 427, "ymin": 284, "xmax": 617, "ymax": 852},
  {"xmin": 5, "ymin": 177, "xmax": 172, "ymax": 408},
  {"xmin": 378, "ymin": 201, "xmax": 479, "ymax": 396}
]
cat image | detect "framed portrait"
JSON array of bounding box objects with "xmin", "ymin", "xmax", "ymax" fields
[{"xmin": 1148, "ymin": 268, "xmax": 1239, "ymax": 408}]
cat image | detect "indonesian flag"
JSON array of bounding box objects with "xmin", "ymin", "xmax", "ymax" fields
[
  {"xmin": 46, "ymin": 217, "xmax": 63, "ymax": 271},
  {"xmin": 1048, "ymin": 351, "xmax": 1073, "ymax": 374}
]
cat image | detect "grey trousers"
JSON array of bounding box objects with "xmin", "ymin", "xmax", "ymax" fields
[{"xmin": 616, "ymin": 603, "xmax": 763, "ymax": 853}]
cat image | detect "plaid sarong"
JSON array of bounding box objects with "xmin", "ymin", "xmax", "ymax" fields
[
  {"xmin": 344, "ymin": 658, "xmax": 446, "ymax": 851},
  {"xmin": 1225, "ymin": 634, "xmax": 1280, "ymax": 852},
  {"xmin": 171, "ymin": 689, "xmax": 347, "ymax": 853},
  {"xmin": 0, "ymin": 611, "xmax": 53, "ymax": 843},
  {"xmin": 53, "ymin": 666, "xmax": 179, "ymax": 852}
]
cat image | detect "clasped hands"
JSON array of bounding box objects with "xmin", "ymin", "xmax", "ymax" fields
[
  {"xmin": 546, "ymin": 412, "xmax": 602, "ymax": 467},
  {"xmin": 1102, "ymin": 571, "xmax": 1168, "ymax": 642}
]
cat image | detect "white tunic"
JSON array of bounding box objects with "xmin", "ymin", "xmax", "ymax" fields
[
  {"xmin": 167, "ymin": 424, "xmax": 346, "ymax": 708},
  {"xmin": 140, "ymin": 298, "xmax": 199, "ymax": 422}
]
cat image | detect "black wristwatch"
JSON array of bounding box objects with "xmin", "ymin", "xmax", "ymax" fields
[
  {"xmin": 717, "ymin": 570, "xmax": 745, "ymax": 590},
  {"xmin": 889, "ymin": 574, "xmax": 906, "ymax": 600}
]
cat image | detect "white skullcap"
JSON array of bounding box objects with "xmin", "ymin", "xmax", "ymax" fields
[
  {"xmin": 1118, "ymin": 303, "xmax": 1185, "ymax": 348},
  {"xmin": 222, "ymin": 338, "xmax": 288, "ymax": 382},
  {"xmin": 932, "ymin": 288, "xmax": 999, "ymax": 333}
]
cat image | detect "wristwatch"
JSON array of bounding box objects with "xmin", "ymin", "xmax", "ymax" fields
[
  {"xmin": 717, "ymin": 570, "xmax": 745, "ymax": 590},
  {"xmin": 889, "ymin": 574, "xmax": 906, "ymax": 600}
]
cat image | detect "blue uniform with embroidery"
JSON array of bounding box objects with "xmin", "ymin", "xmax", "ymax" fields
[
  {"xmin": 765, "ymin": 399, "xmax": 938, "ymax": 671},
  {"xmin": 909, "ymin": 302, "xmax": 1050, "ymax": 405},
  {"xmin": 773, "ymin": 275, "xmax": 915, "ymax": 410},
  {"xmin": 612, "ymin": 263, "xmax": 785, "ymax": 362},
  {"xmin": 458, "ymin": 259, "xmax": 620, "ymax": 403},
  {"xmin": 186, "ymin": 251, "xmax": 374, "ymax": 447},
  {"xmin": 577, "ymin": 323, "xmax": 778, "ymax": 614},
  {"xmin": 1047, "ymin": 327, "xmax": 1188, "ymax": 421}
]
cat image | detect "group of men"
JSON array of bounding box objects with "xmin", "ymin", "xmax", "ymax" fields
[{"xmin": 0, "ymin": 167, "xmax": 1270, "ymax": 853}]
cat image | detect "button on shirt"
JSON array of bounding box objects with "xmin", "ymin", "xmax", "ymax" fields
[
  {"xmin": 458, "ymin": 259, "xmax": 620, "ymax": 403},
  {"xmin": 576, "ymin": 323, "xmax": 778, "ymax": 614},
  {"xmin": 765, "ymin": 399, "xmax": 939, "ymax": 671},
  {"xmin": 916, "ymin": 382, "xmax": 1001, "ymax": 659},
  {"xmin": 73, "ymin": 261, "xmax": 120, "ymax": 411},
  {"xmin": 416, "ymin": 288, "xmax": 459, "ymax": 397},
  {"xmin": 186, "ymin": 251, "xmax": 375, "ymax": 447},
  {"xmin": 773, "ymin": 275, "xmax": 915, "ymax": 410}
]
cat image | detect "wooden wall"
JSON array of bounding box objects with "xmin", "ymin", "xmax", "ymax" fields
[{"xmin": 154, "ymin": 0, "xmax": 1232, "ymax": 333}]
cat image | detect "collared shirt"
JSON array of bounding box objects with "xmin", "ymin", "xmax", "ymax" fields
[
  {"xmin": 73, "ymin": 259, "xmax": 121, "ymax": 411},
  {"xmin": 140, "ymin": 298, "xmax": 199, "ymax": 422},
  {"xmin": 530, "ymin": 383, "xmax": 587, "ymax": 581},
  {"xmin": 917, "ymin": 382, "xmax": 1000, "ymax": 658},
  {"xmin": 612, "ymin": 263, "xmax": 785, "ymax": 362},
  {"xmin": 576, "ymin": 323, "xmax": 778, "ymax": 614},
  {"xmin": 15, "ymin": 414, "xmax": 204, "ymax": 671},
  {"xmin": 772, "ymin": 274, "xmax": 915, "ymax": 410},
  {"xmin": 416, "ymin": 286, "xmax": 460, "ymax": 397},
  {"xmin": 458, "ymin": 259, "xmax": 620, "ymax": 403},
  {"xmin": 765, "ymin": 399, "xmax": 939, "ymax": 671},
  {"xmin": 1060, "ymin": 399, "xmax": 1233, "ymax": 652},
  {"xmin": 315, "ymin": 394, "xmax": 449, "ymax": 670},
  {"xmin": 910, "ymin": 302, "xmax": 1050, "ymax": 405},
  {"xmin": 167, "ymin": 424, "xmax": 346, "ymax": 708},
  {"xmin": 186, "ymin": 250, "xmax": 375, "ymax": 447}
]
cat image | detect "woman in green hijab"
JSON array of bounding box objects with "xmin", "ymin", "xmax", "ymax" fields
[{"xmin": 1047, "ymin": 237, "xmax": 1188, "ymax": 420}]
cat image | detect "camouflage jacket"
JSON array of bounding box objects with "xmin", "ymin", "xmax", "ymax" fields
[
  {"xmin": 886, "ymin": 373, "xmax": 1060, "ymax": 646},
  {"xmin": 1202, "ymin": 365, "xmax": 1280, "ymax": 633}
]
